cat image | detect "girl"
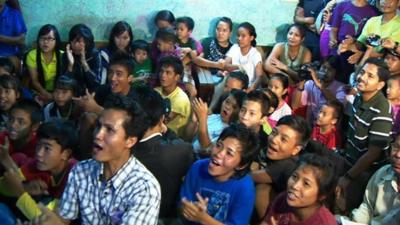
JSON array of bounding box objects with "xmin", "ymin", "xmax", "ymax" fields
[
  {"xmin": 101, "ymin": 21, "xmax": 134, "ymax": 65},
  {"xmin": 26, "ymin": 24, "xmax": 62, "ymax": 102},
  {"xmin": 387, "ymin": 74, "xmax": 400, "ymax": 138},
  {"xmin": 151, "ymin": 10, "xmax": 176, "ymax": 63},
  {"xmin": 225, "ymin": 22, "xmax": 263, "ymax": 91},
  {"xmin": 261, "ymin": 153, "xmax": 337, "ymax": 225},
  {"xmin": 268, "ymin": 73, "xmax": 292, "ymax": 127},
  {"xmin": 0, "ymin": 75, "xmax": 21, "ymax": 131},
  {"xmin": 62, "ymin": 24, "xmax": 103, "ymax": 96}
]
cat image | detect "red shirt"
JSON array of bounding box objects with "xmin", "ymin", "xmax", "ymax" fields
[
  {"xmin": 0, "ymin": 130, "xmax": 37, "ymax": 167},
  {"xmin": 264, "ymin": 192, "xmax": 337, "ymax": 225},
  {"xmin": 311, "ymin": 126, "xmax": 341, "ymax": 150}
]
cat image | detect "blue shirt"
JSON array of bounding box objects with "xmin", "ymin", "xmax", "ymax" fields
[
  {"xmin": 180, "ymin": 159, "xmax": 255, "ymax": 225},
  {"xmin": 0, "ymin": 5, "xmax": 27, "ymax": 57}
]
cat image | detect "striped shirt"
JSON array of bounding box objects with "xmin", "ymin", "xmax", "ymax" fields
[
  {"xmin": 58, "ymin": 156, "xmax": 161, "ymax": 225},
  {"xmin": 345, "ymin": 92, "xmax": 393, "ymax": 164}
]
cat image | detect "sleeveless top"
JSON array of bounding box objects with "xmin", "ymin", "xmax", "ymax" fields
[{"xmin": 279, "ymin": 42, "xmax": 306, "ymax": 72}]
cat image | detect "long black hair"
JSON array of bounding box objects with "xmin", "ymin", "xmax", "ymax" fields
[
  {"xmin": 108, "ymin": 21, "xmax": 134, "ymax": 55},
  {"xmin": 238, "ymin": 22, "xmax": 257, "ymax": 47}
]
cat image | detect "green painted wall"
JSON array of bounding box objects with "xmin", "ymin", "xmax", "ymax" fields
[{"xmin": 20, "ymin": 0, "xmax": 297, "ymax": 47}]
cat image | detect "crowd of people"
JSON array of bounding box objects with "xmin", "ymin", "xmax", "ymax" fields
[{"xmin": 0, "ymin": 0, "xmax": 399, "ymax": 224}]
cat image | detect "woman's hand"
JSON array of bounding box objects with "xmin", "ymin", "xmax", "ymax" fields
[
  {"xmin": 66, "ymin": 44, "xmax": 74, "ymax": 67},
  {"xmin": 181, "ymin": 193, "xmax": 209, "ymax": 223},
  {"xmin": 270, "ymin": 57, "xmax": 288, "ymax": 72}
]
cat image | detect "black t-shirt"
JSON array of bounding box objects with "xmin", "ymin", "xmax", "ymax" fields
[
  {"xmin": 265, "ymin": 157, "xmax": 298, "ymax": 193},
  {"xmin": 201, "ymin": 37, "xmax": 233, "ymax": 74},
  {"xmin": 94, "ymin": 84, "xmax": 138, "ymax": 106}
]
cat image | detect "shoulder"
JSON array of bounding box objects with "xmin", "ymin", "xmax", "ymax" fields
[
  {"xmin": 313, "ymin": 206, "xmax": 337, "ymax": 225},
  {"xmin": 174, "ymin": 87, "xmax": 190, "ymax": 101},
  {"xmin": 26, "ymin": 49, "xmax": 38, "ymax": 65},
  {"xmin": 372, "ymin": 94, "xmax": 391, "ymax": 115},
  {"xmin": 70, "ymin": 159, "xmax": 98, "ymax": 177}
]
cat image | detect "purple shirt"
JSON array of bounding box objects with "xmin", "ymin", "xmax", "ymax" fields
[
  {"xmin": 0, "ymin": 5, "xmax": 27, "ymax": 57},
  {"xmin": 302, "ymin": 80, "xmax": 346, "ymax": 125},
  {"xmin": 392, "ymin": 104, "xmax": 400, "ymax": 138},
  {"xmin": 331, "ymin": 1, "xmax": 377, "ymax": 42}
]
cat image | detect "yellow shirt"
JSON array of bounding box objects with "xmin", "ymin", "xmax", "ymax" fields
[
  {"xmin": 358, "ymin": 15, "xmax": 400, "ymax": 48},
  {"xmin": 155, "ymin": 86, "xmax": 190, "ymax": 137},
  {"xmin": 26, "ymin": 49, "xmax": 62, "ymax": 91}
]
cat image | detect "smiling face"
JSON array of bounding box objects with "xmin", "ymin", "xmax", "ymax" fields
[
  {"xmin": 7, "ymin": 109, "xmax": 33, "ymax": 142},
  {"xmin": 0, "ymin": 87, "xmax": 19, "ymax": 112},
  {"xmin": 114, "ymin": 30, "xmax": 131, "ymax": 52},
  {"xmin": 35, "ymin": 138, "xmax": 70, "ymax": 173},
  {"xmin": 287, "ymin": 26, "xmax": 304, "ymax": 47},
  {"xmin": 108, "ymin": 64, "xmax": 133, "ymax": 95},
  {"xmin": 39, "ymin": 30, "xmax": 56, "ymax": 54},
  {"xmin": 236, "ymin": 27, "xmax": 254, "ymax": 48},
  {"xmin": 267, "ymin": 125, "xmax": 302, "ymax": 160},
  {"xmin": 356, "ymin": 63, "xmax": 385, "ymax": 94},
  {"xmin": 215, "ymin": 21, "xmax": 232, "ymax": 44},
  {"xmin": 208, "ymin": 137, "xmax": 243, "ymax": 182}
]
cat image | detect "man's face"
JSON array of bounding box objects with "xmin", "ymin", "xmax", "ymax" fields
[
  {"xmin": 7, "ymin": 109, "xmax": 33, "ymax": 141},
  {"xmin": 108, "ymin": 64, "xmax": 133, "ymax": 95},
  {"xmin": 159, "ymin": 65, "xmax": 179, "ymax": 89},
  {"xmin": 92, "ymin": 109, "xmax": 136, "ymax": 163},
  {"xmin": 356, "ymin": 63, "xmax": 384, "ymax": 94}
]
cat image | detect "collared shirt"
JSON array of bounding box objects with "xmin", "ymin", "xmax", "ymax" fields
[
  {"xmin": 58, "ymin": 156, "xmax": 161, "ymax": 225},
  {"xmin": 351, "ymin": 164, "xmax": 400, "ymax": 224},
  {"xmin": 0, "ymin": 5, "xmax": 27, "ymax": 57},
  {"xmin": 346, "ymin": 92, "xmax": 393, "ymax": 164}
]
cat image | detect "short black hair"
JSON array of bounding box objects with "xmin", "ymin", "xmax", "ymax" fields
[
  {"xmin": 69, "ymin": 24, "xmax": 95, "ymax": 54},
  {"xmin": 176, "ymin": 16, "xmax": 195, "ymax": 31},
  {"xmin": 54, "ymin": 75, "xmax": 78, "ymax": 95},
  {"xmin": 135, "ymin": 86, "xmax": 170, "ymax": 128},
  {"xmin": 217, "ymin": 17, "xmax": 233, "ymax": 32},
  {"xmin": 277, "ymin": 115, "xmax": 311, "ymax": 147},
  {"xmin": 37, "ymin": 119, "xmax": 78, "ymax": 156},
  {"xmin": 363, "ymin": 57, "xmax": 390, "ymax": 82},
  {"xmin": 154, "ymin": 10, "xmax": 175, "ymax": 25},
  {"xmin": 226, "ymin": 89, "xmax": 247, "ymax": 123},
  {"xmin": 155, "ymin": 27, "xmax": 177, "ymax": 44},
  {"xmin": 103, "ymin": 94, "xmax": 149, "ymax": 141},
  {"xmin": 270, "ymin": 72, "xmax": 289, "ymax": 98},
  {"xmin": 238, "ymin": 22, "xmax": 257, "ymax": 47},
  {"xmin": 262, "ymin": 88, "xmax": 279, "ymax": 116},
  {"xmin": 132, "ymin": 39, "xmax": 150, "ymax": 54},
  {"xmin": 287, "ymin": 23, "xmax": 306, "ymax": 39},
  {"xmin": 228, "ymin": 71, "xmax": 249, "ymax": 89},
  {"xmin": 325, "ymin": 99, "xmax": 344, "ymax": 121},
  {"xmin": 158, "ymin": 55, "xmax": 184, "ymax": 76},
  {"xmin": 217, "ymin": 123, "xmax": 259, "ymax": 178},
  {"xmin": 10, "ymin": 99, "xmax": 43, "ymax": 125},
  {"xmin": 109, "ymin": 53, "xmax": 135, "ymax": 75},
  {"xmin": 246, "ymin": 90, "xmax": 271, "ymax": 117},
  {"xmin": 0, "ymin": 57, "xmax": 15, "ymax": 74},
  {"xmin": 0, "ymin": 75, "xmax": 21, "ymax": 97}
]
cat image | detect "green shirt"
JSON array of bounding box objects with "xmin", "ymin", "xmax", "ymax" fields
[{"xmin": 133, "ymin": 58, "xmax": 152, "ymax": 78}]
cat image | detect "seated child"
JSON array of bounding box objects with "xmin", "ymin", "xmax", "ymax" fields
[
  {"xmin": 252, "ymin": 115, "xmax": 311, "ymax": 219},
  {"xmin": 0, "ymin": 119, "xmax": 78, "ymax": 221},
  {"xmin": 387, "ymin": 74, "xmax": 400, "ymax": 138},
  {"xmin": 311, "ymin": 100, "xmax": 343, "ymax": 150},
  {"xmin": 261, "ymin": 153, "xmax": 337, "ymax": 225},
  {"xmin": 131, "ymin": 39, "xmax": 153, "ymax": 87},
  {"xmin": 268, "ymin": 73, "xmax": 292, "ymax": 128},
  {"xmin": 0, "ymin": 75, "xmax": 23, "ymax": 131},
  {"xmin": 262, "ymin": 88, "xmax": 279, "ymax": 135},
  {"xmin": 0, "ymin": 58, "xmax": 32, "ymax": 100},
  {"xmin": 43, "ymin": 75, "xmax": 81, "ymax": 123},
  {"xmin": 180, "ymin": 123, "xmax": 259, "ymax": 225}
]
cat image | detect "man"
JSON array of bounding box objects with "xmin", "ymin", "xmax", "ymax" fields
[{"xmin": 36, "ymin": 94, "xmax": 161, "ymax": 225}]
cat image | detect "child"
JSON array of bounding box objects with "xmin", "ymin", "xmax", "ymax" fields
[
  {"xmin": 0, "ymin": 119, "xmax": 78, "ymax": 221},
  {"xmin": 151, "ymin": 10, "xmax": 176, "ymax": 63},
  {"xmin": 387, "ymin": 74, "xmax": 400, "ymax": 138},
  {"xmin": 131, "ymin": 39, "xmax": 152, "ymax": 86},
  {"xmin": 311, "ymin": 100, "xmax": 343, "ymax": 150},
  {"xmin": 261, "ymin": 153, "xmax": 337, "ymax": 225},
  {"xmin": 102, "ymin": 21, "xmax": 134, "ymax": 63},
  {"xmin": 26, "ymin": 24, "xmax": 63, "ymax": 102},
  {"xmin": 154, "ymin": 28, "xmax": 181, "ymax": 66},
  {"xmin": 0, "ymin": 75, "xmax": 22, "ymax": 131},
  {"xmin": 268, "ymin": 73, "xmax": 292, "ymax": 128},
  {"xmin": 43, "ymin": 75, "xmax": 80, "ymax": 123},
  {"xmin": 262, "ymin": 88, "xmax": 279, "ymax": 135},
  {"xmin": 0, "ymin": 58, "xmax": 33, "ymax": 100},
  {"xmin": 180, "ymin": 123, "xmax": 259, "ymax": 225},
  {"xmin": 252, "ymin": 115, "xmax": 311, "ymax": 219}
]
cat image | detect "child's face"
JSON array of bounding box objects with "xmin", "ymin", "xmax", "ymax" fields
[
  {"xmin": 7, "ymin": 109, "xmax": 33, "ymax": 141},
  {"xmin": 134, "ymin": 49, "xmax": 148, "ymax": 64},
  {"xmin": 387, "ymin": 79, "xmax": 400, "ymax": 101},
  {"xmin": 176, "ymin": 22, "xmax": 191, "ymax": 41},
  {"xmin": 53, "ymin": 88, "xmax": 73, "ymax": 107},
  {"xmin": 239, "ymin": 100, "xmax": 266, "ymax": 131},
  {"xmin": 0, "ymin": 87, "xmax": 19, "ymax": 112},
  {"xmin": 114, "ymin": 31, "xmax": 131, "ymax": 51},
  {"xmin": 220, "ymin": 95, "xmax": 238, "ymax": 123},
  {"xmin": 268, "ymin": 78, "xmax": 287, "ymax": 100},
  {"xmin": 267, "ymin": 125, "xmax": 302, "ymax": 160},
  {"xmin": 216, "ymin": 21, "xmax": 231, "ymax": 44},
  {"xmin": 237, "ymin": 27, "xmax": 254, "ymax": 48},
  {"xmin": 316, "ymin": 105, "xmax": 336, "ymax": 127},
  {"xmin": 385, "ymin": 54, "xmax": 400, "ymax": 74},
  {"xmin": 287, "ymin": 26, "xmax": 304, "ymax": 47},
  {"xmin": 71, "ymin": 37, "xmax": 85, "ymax": 54},
  {"xmin": 208, "ymin": 137, "xmax": 243, "ymax": 182},
  {"xmin": 286, "ymin": 164, "xmax": 321, "ymax": 209},
  {"xmin": 108, "ymin": 64, "xmax": 133, "ymax": 95},
  {"xmin": 157, "ymin": 39, "xmax": 173, "ymax": 52},
  {"xmin": 39, "ymin": 30, "xmax": 56, "ymax": 54},
  {"xmin": 159, "ymin": 65, "xmax": 179, "ymax": 89},
  {"xmin": 35, "ymin": 138, "xmax": 70, "ymax": 173},
  {"xmin": 223, "ymin": 77, "xmax": 244, "ymax": 92}
]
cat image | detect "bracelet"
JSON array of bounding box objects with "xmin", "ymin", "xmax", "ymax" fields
[{"xmin": 344, "ymin": 172, "xmax": 354, "ymax": 180}]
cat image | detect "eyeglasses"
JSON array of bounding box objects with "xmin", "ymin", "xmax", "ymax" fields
[{"xmin": 39, "ymin": 37, "xmax": 56, "ymax": 42}]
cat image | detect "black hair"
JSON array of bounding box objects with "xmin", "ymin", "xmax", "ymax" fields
[
  {"xmin": 54, "ymin": 75, "xmax": 78, "ymax": 95},
  {"xmin": 217, "ymin": 17, "xmax": 233, "ymax": 32},
  {"xmin": 262, "ymin": 88, "xmax": 279, "ymax": 116},
  {"xmin": 388, "ymin": 74, "xmax": 400, "ymax": 83},
  {"xmin": 324, "ymin": 99, "xmax": 344, "ymax": 121},
  {"xmin": 287, "ymin": 23, "xmax": 306, "ymax": 39},
  {"xmin": 0, "ymin": 75, "xmax": 22, "ymax": 98},
  {"xmin": 68, "ymin": 24, "xmax": 95, "ymax": 54},
  {"xmin": 108, "ymin": 21, "xmax": 133, "ymax": 54},
  {"xmin": 36, "ymin": 24, "xmax": 62, "ymax": 88},
  {"xmin": 246, "ymin": 90, "xmax": 271, "ymax": 117},
  {"xmin": 37, "ymin": 119, "xmax": 78, "ymax": 155},
  {"xmin": 158, "ymin": 55, "xmax": 184, "ymax": 76},
  {"xmin": 226, "ymin": 89, "xmax": 247, "ymax": 123},
  {"xmin": 217, "ymin": 123, "xmax": 259, "ymax": 178},
  {"xmin": 270, "ymin": 73, "xmax": 289, "ymax": 99},
  {"xmin": 155, "ymin": 27, "xmax": 177, "ymax": 44},
  {"xmin": 135, "ymin": 86, "xmax": 169, "ymax": 128},
  {"xmin": 363, "ymin": 57, "xmax": 390, "ymax": 82},
  {"xmin": 0, "ymin": 57, "xmax": 15, "ymax": 74},
  {"xmin": 176, "ymin": 16, "xmax": 195, "ymax": 31},
  {"xmin": 324, "ymin": 55, "xmax": 340, "ymax": 69},
  {"xmin": 132, "ymin": 39, "xmax": 150, "ymax": 55},
  {"xmin": 103, "ymin": 94, "xmax": 150, "ymax": 142},
  {"xmin": 277, "ymin": 115, "xmax": 311, "ymax": 147},
  {"xmin": 154, "ymin": 10, "xmax": 176, "ymax": 26},
  {"xmin": 10, "ymin": 99, "xmax": 43, "ymax": 125},
  {"xmin": 238, "ymin": 22, "xmax": 257, "ymax": 47},
  {"xmin": 109, "ymin": 53, "xmax": 135, "ymax": 75},
  {"xmin": 228, "ymin": 71, "xmax": 249, "ymax": 89}
]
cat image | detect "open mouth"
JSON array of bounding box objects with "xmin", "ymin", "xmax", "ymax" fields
[
  {"xmin": 267, "ymin": 145, "xmax": 278, "ymax": 155},
  {"xmin": 93, "ymin": 142, "xmax": 103, "ymax": 153},
  {"xmin": 287, "ymin": 191, "xmax": 298, "ymax": 201},
  {"xmin": 209, "ymin": 158, "xmax": 222, "ymax": 168}
]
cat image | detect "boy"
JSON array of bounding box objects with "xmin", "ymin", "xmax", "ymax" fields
[
  {"xmin": 251, "ymin": 115, "xmax": 311, "ymax": 219},
  {"xmin": 387, "ymin": 74, "xmax": 400, "ymax": 138},
  {"xmin": 0, "ymin": 119, "xmax": 78, "ymax": 221},
  {"xmin": 180, "ymin": 123, "xmax": 259, "ymax": 225},
  {"xmin": 43, "ymin": 75, "xmax": 80, "ymax": 123},
  {"xmin": 131, "ymin": 39, "xmax": 153, "ymax": 86},
  {"xmin": 311, "ymin": 99, "xmax": 343, "ymax": 150},
  {"xmin": 0, "ymin": 99, "xmax": 43, "ymax": 167},
  {"xmin": 155, "ymin": 56, "xmax": 191, "ymax": 137}
]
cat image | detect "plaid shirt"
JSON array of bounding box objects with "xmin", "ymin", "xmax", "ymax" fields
[{"xmin": 58, "ymin": 156, "xmax": 161, "ymax": 225}]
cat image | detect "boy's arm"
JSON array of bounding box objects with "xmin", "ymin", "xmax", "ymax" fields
[
  {"xmin": 16, "ymin": 192, "xmax": 59, "ymax": 221},
  {"xmin": 252, "ymin": 169, "xmax": 273, "ymax": 184},
  {"xmin": 0, "ymin": 33, "xmax": 25, "ymax": 46}
]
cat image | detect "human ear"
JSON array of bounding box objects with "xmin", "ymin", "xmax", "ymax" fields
[
  {"xmin": 128, "ymin": 75, "xmax": 134, "ymax": 83},
  {"xmin": 331, "ymin": 118, "xmax": 338, "ymax": 125},
  {"xmin": 377, "ymin": 81, "xmax": 385, "ymax": 90},
  {"xmin": 61, "ymin": 148, "xmax": 72, "ymax": 161},
  {"xmin": 125, "ymin": 136, "xmax": 138, "ymax": 149},
  {"xmin": 291, "ymin": 144, "xmax": 303, "ymax": 156}
]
